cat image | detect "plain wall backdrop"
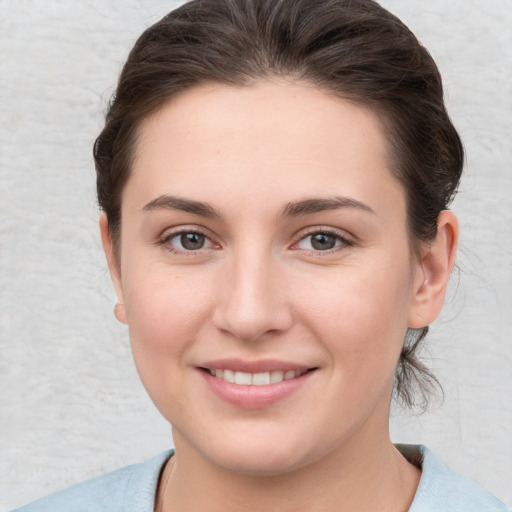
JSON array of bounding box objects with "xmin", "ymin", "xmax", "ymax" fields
[{"xmin": 0, "ymin": 1, "xmax": 511, "ymax": 510}]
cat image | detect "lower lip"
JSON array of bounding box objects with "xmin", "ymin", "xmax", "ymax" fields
[{"xmin": 199, "ymin": 369, "xmax": 315, "ymax": 409}]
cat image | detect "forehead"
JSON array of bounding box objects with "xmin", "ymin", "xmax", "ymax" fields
[
  {"xmin": 136, "ymin": 80, "xmax": 389, "ymax": 162},
  {"xmin": 128, "ymin": 80, "xmax": 404, "ymax": 218}
]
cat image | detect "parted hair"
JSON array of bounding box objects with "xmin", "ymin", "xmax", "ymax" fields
[{"xmin": 94, "ymin": 0, "xmax": 464, "ymax": 408}]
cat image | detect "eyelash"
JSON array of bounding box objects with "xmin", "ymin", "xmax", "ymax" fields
[
  {"xmin": 292, "ymin": 228, "xmax": 355, "ymax": 253},
  {"xmin": 157, "ymin": 227, "xmax": 354, "ymax": 255},
  {"xmin": 158, "ymin": 228, "xmax": 217, "ymax": 255}
]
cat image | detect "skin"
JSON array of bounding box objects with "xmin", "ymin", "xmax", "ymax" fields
[{"xmin": 101, "ymin": 81, "xmax": 458, "ymax": 512}]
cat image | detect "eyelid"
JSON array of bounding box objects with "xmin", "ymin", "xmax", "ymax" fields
[
  {"xmin": 155, "ymin": 224, "xmax": 354, "ymax": 254},
  {"xmin": 290, "ymin": 226, "xmax": 355, "ymax": 252},
  {"xmin": 157, "ymin": 225, "xmax": 220, "ymax": 253}
]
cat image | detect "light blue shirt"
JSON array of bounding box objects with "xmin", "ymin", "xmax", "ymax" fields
[{"xmin": 12, "ymin": 445, "xmax": 511, "ymax": 511}]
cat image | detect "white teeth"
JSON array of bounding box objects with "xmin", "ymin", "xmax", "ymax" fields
[
  {"xmin": 208, "ymin": 368, "xmax": 307, "ymax": 385},
  {"xmin": 270, "ymin": 370, "xmax": 284, "ymax": 383},
  {"xmin": 223, "ymin": 369, "xmax": 235, "ymax": 383},
  {"xmin": 252, "ymin": 372, "xmax": 271, "ymax": 386},
  {"xmin": 234, "ymin": 371, "xmax": 253, "ymax": 385}
]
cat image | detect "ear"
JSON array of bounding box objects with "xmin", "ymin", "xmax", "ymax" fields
[
  {"xmin": 99, "ymin": 212, "xmax": 127, "ymax": 324},
  {"xmin": 408, "ymin": 210, "xmax": 459, "ymax": 328}
]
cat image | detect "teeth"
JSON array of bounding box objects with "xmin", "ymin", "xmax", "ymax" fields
[
  {"xmin": 234, "ymin": 371, "xmax": 252, "ymax": 385},
  {"xmin": 252, "ymin": 372, "xmax": 271, "ymax": 385},
  {"xmin": 223, "ymin": 369, "xmax": 235, "ymax": 383},
  {"xmin": 208, "ymin": 368, "xmax": 307, "ymax": 385}
]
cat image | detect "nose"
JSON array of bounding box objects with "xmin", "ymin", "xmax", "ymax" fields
[{"xmin": 212, "ymin": 249, "xmax": 293, "ymax": 342}]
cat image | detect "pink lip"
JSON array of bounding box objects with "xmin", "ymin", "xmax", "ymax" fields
[{"xmin": 197, "ymin": 359, "xmax": 317, "ymax": 409}]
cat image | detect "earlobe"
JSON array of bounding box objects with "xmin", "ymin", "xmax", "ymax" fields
[
  {"xmin": 99, "ymin": 213, "xmax": 127, "ymax": 325},
  {"xmin": 408, "ymin": 210, "xmax": 459, "ymax": 328},
  {"xmin": 114, "ymin": 302, "xmax": 127, "ymax": 324}
]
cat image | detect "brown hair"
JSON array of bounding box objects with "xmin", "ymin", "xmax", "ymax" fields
[{"xmin": 94, "ymin": 0, "xmax": 463, "ymax": 408}]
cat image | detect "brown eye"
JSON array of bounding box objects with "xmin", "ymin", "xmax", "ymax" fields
[
  {"xmin": 179, "ymin": 232, "xmax": 206, "ymax": 250},
  {"xmin": 310, "ymin": 233, "xmax": 337, "ymax": 250},
  {"xmin": 164, "ymin": 231, "xmax": 211, "ymax": 252},
  {"xmin": 295, "ymin": 230, "xmax": 352, "ymax": 252}
]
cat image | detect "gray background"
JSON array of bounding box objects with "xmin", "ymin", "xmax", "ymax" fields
[{"xmin": 0, "ymin": 1, "xmax": 511, "ymax": 509}]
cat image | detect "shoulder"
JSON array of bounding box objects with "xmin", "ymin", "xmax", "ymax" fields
[
  {"xmin": 11, "ymin": 451, "xmax": 173, "ymax": 512},
  {"xmin": 397, "ymin": 444, "xmax": 511, "ymax": 512}
]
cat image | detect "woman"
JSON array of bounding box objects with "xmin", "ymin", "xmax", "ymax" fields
[{"xmin": 11, "ymin": 0, "xmax": 511, "ymax": 510}]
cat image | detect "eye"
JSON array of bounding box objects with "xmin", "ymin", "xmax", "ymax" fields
[
  {"xmin": 174, "ymin": 232, "xmax": 206, "ymax": 250},
  {"xmin": 161, "ymin": 230, "xmax": 216, "ymax": 252},
  {"xmin": 295, "ymin": 230, "xmax": 352, "ymax": 252}
]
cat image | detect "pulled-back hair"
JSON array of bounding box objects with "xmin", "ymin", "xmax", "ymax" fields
[{"xmin": 94, "ymin": 0, "xmax": 463, "ymax": 408}]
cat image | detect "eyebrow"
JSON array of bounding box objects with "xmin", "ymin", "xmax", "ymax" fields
[
  {"xmin": 142, "ymin": 194, "xmax": 375, "ymax": 219},
  {"xmin": 281, "ymin": 196, "xmax": 375, "ymax": 217},
  {"xmin": 142, "ymin": 195, "xmax": 220, "ymax": 218}
]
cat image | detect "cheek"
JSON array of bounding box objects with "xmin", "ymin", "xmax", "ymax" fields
[
  {"xmin": 295, "ymin": 258, "xmax": 413, "ymax": 375},
  {"xmin": 121, "ymin": 265, "xmax": 218, "ymax": 422},
  {"xmin": 122, "ymin": 264, "xmax": 214, "ymax": 375}
]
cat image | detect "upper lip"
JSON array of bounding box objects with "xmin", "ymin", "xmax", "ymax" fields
[{"xmin": 198, "ymin": 358, "xmax": 315, "ymax": 373}]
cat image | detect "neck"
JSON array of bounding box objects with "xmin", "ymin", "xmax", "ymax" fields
[{"xmin": 159, "ymin": 426, "xmax": 420, "ymax": 512}]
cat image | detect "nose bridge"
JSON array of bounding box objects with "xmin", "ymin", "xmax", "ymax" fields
[{"xmin": 213, "ymin": 240, "xmax": 291, "ymax": 341}]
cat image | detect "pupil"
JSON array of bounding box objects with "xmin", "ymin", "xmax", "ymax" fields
[
  {"xmin": 311, "ymin": 233, "xmax": 335, "ymax": 250},
  {"xmin": 181, "ymin": 233, "xmax": 205, "ymax": 250}
]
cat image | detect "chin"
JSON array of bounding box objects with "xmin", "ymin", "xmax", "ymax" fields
[
  {"xmin": 211, "ymin": 446, "xmax": 308, "ymax": 477},
  {"xmin": 179, "ymin": 424, "xmax": 321, "ymax": 477}
]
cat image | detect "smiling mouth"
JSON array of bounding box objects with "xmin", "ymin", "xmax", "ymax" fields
[{"xmin": 202, "ymin": 368, "xmax": 315, "ymax": 386}]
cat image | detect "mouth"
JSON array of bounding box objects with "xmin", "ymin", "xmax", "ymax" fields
[
  {"xmin": 198, "ymin": 362, "xmax": 318, "ymax": 409},
  {"xmin": 201, "ymin": 368, "xmax": 313, "ymax": 386}
]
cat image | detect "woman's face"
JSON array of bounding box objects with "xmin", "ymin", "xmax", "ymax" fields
[{"xmin": 105, "ymin": 81, "xmax": 433, "ymax": 475}]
